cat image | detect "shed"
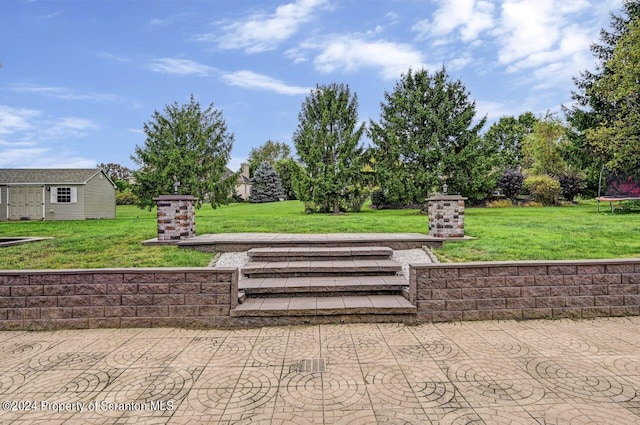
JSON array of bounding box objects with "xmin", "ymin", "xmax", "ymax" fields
[{"xmin": 0, "ymin": 169, "xmax": 117, "ymax": 221}]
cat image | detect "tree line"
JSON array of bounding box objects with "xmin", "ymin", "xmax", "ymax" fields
[{"xmin": 105, "ymin": 1, "xmax": 639, "ymax": 213}]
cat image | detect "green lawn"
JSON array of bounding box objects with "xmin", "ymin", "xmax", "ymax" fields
[{"xmin": 0, "ymin": 200, "xmax": 638, "ymax": 269}]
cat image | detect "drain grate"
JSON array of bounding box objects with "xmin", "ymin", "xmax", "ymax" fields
[{"xmin": 296, "ymin": 358, "xmax": 326, "ymax": 373}]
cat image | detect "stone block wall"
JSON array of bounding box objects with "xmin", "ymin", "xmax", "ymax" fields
[
  {"xmin": 427, "ymin": 195, "xmax": 466, "ymax": 238},
  {"xmin": 154, "ymin": 195, "xmax": 196, "ymax": 241},
  {"xmin": 410, "ymin": 259, "xmax": 640, "ymax": 322},
  {"xmin": 0, "ymin": 268, "xmax": 237, "ymax": 330}
]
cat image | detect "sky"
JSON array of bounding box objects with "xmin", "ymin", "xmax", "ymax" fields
[{"xmin": 0, "ymin": 0, "xmax": 624, "ymax": 172}]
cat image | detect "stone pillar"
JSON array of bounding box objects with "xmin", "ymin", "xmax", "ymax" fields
[
  {"xmin": 427, "ymin": 194, "xmax": 466, "ymax": 238},
  {"xmin": 153, "ymin": 195, "xmax": 196, "ymax": 241}
]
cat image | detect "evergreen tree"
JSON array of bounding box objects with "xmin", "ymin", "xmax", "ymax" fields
[
  {"xmin": 522, "ymin": 113, "xmax": 569, "ymax": 177},
  {"xmin": 369, "ymin": 67, "xmax": 492, "ymax": 205},
  {"xmin": 293, "ymin": 83, "xmax": 365, "ymax": 214},
  {"xmin": 273, "ymin": 158, "xmax": 303, "ymax": 200},
  {"xmin": 585, "ymin": 18, "xmax": 640, "ymax": 173},
  {"xmin": 483, "ymin": 112, "xmax": 537, "ymax": 169},
  {"xmin": 564, "ymin": 1, "xmax": 640, "ymax": 190},
  {"xmin": 247, "ymin": 140, "xmax": 292, "ymax": 175},
  {"xmin": 249, "ymin": 162, "xmax": 284, "ymax": 203},
  {"xmin": 131, "ymin": 95, "xmax": 236, "ymax": 209}
]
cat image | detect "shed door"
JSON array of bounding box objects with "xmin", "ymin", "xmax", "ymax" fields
[{"xmin": 9, "ymin": 187, "xmax": 43, "ymax": 220}]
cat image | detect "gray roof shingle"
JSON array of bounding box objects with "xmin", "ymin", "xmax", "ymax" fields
[{"xmin": 0, "ymin": 169, "xmax": 105, "ymax": 184}]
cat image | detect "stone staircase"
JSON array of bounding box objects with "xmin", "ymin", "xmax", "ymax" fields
[{"xmin": 231, "ymin": 246, "xmax": 416, "ymax": 318}]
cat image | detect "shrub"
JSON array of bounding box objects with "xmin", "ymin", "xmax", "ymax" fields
[
  {"xmin": 496, "ymin": 168, "xmax": 524, "ymax": 200},
  {"xmin": 116, "ymin": 190, "xmax": 138, "ymax": 205},
  {"xmin": 486, "ymin": 199, "xmax": 513, "ymax": 208},
  {"xmin": 524, "ymin": 175, "xmax": 561, "ymax": 206},
  {"xmin": 303, "ymin": 201, "xmax": 324, "ymax": 214},
  {"xmin": 343, "ymin": 185, "xmax": 370, "ymax": 212},
  {"xmin": 523, "ymin": 201, "xmax": 544, "ymax": 207},
  {"xmin": 371, "ymin": 189, "xmax": 385, "ymax": 209},
  {"xmin": 558, "ymin": 172, "xmax": 584, "ymax": 202}
]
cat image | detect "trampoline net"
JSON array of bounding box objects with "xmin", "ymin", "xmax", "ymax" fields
[{"xmin": 603, "ymin": 170, "xmax": 640, "ymax": 197}]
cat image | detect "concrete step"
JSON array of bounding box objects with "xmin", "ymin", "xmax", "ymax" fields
[
  {"xmin": 241, "ymin": 259, "xmax": 402, "ymax": 278},
  {"xmin": 175, "ymin": 233, "xmax": 444, "ymax": 252},
  {"xmin": 247, "ymin": 246, "xmax": 393, "ymax": 262},
  {"xmin": 239, "ymin": 275, "xmax": 407, "ymax": 296},
  {"xmin": 230, "ymin": 295, "xmax": 417, "ymax": 317}
]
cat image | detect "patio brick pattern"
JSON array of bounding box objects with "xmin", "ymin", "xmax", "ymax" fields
[{"xmin": 1, "ymin": 318, "xmax": 640, "ymax": 423}]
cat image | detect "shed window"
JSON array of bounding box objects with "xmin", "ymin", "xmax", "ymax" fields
[
  {"xmin": 50, "ymin": 187, "xmax": 77, "ymax": 204},
  {"xmin": 57, "ymin": 187, "xmax": 71, "ymax": 202}
]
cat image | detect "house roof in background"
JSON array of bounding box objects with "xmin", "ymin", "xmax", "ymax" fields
[{"xmin": 0, "ymin": 169, "xmax": 111, "ymax": 185}]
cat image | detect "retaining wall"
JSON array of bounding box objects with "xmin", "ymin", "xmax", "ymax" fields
[
  {"xmin": 2, "ymin": 258, "xmax": 640, "ymax": 330},
  {"xmin": 0, "ymin": 268, "xmax": 237, "ymax": 331},
  {"xmin": 409, "ymin": 259, "xmax": 640, "ymax": 322}
]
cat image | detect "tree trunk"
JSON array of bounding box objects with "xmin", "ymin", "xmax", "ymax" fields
[{"xmin": 333, "ymin": 199, "xmax": 340, "ymax": 215}]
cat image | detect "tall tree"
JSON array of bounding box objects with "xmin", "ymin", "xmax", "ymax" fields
[
  {"xmin": 369, "ymin": 67, "xmax": 492, "ymax": 204},
  {"xmin": 131, "ymin": 95, "xmax": 236, "ymax": 209},
  {"xmin": 585, "ymin": 18, "xmax": 640, "ymax": 173},
  {"xmin": 564, "ymin": 1, "xmax": 640, "ymax": 189},
  {"xmin": 247, "ymin": 140, "xmax": 292, "ymax": 175},
  {"xmin": 483, "ymin": 112, "xmax": 537, "ymax": 169},
  {"xmin": 97, "ymin": 163, "xmax": 133, "ymax": 182},
  {"xmin": 522, "ymin": 113, "xmax": 569, "ymax": 177},
  {"xmin": 97, "ymin": 162, "xmax": 134, "ymax": 194},
  {"xmin": 293, "ymin": 83, "xmax": 365, "ymax": 214},
  {"xmin": 273, "ymin": 158, "xmax": 302, "ymax": 200}
]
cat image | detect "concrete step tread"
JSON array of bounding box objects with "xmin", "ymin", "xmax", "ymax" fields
[
  {"xmin": 248, "ymin": 246, "xmax": 393, "ymax": 257},
  {"xmin": 239, "ymin": 276, "xmax": 407, "ymax": 294},
  {"xmin": 230, "ymin": 295, "xmax": 416, "ymax": 317},
  {"xmin": 241, "ymin": 259, "xmax": 402, "ymax": 274}
]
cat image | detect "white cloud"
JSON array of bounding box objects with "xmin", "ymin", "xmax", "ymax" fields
[
  {"xmin": 0, "ymin": 104, "xmax": 99, "ymax": 167},
  {"xmin": 221, "ymin": 70, "xmax": 312, "ymax": 95},
  {"xmin": 207, "ymin": 0, "xmax": 329, "ymax": 53},
  {"xmin": 386, "ymin": 11, "xmax": 400, "ymax": 25},
  {"xmin": 97, "ymin": 52, "xmax": 130, "ymax": 63},
  {"xmin": 494, "ymin": 0, "xmax": 593, "ymax": 69},
  {"xmin": 147, "ymin": 13, "xmax": 191, "ymax": 29},
  {"xmin": 149, "ymin": 58, "xmax": 216, "ymax": 76},
  {"xmin": 40, "ymin": 11, "xmax": 62, "ymax": 20},
  {"xmin": 481, "ymin": 0, "xmax": 605, "ymax": 95},
  {"xmin": 0, "ymin": 148, "xmax": 50, "ymax": 168},
  {"xmin": 448, "ymin": 55, "xmax": 474, "ymax": 71},
  {"xmin": 309, "ymin": 35, "xmax": 428, "ymax": 79},
  {"xmin": 475, "ymin": 100, "xmax": 514, "ymax": 121},
  {"xmin": 0, "ymin": 105, "xmax": 39, "ymax": 135},
  {"xmin": 0, "ymin": 147, "xmax": 95, "ymax": 168},
  {"xmin": 46, "ymin": 117, "xmax": 98, "ymax": 140},
  {"xmin": 413, "ymin": 0, "xmax": 495, "ymax": 42},
  {"xmin": 406, "ymin": 0, "xmax": 611, "ymax": 93},
  {"xmin": 9, "ymin": 84, "xmax": 120, "ymax": 102}
]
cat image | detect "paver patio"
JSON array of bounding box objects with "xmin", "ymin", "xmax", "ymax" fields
[{"xmin": 1, "ymin": 317, "xmax": 640, "ymax": 424}]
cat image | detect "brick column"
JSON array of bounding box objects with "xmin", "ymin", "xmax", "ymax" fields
[
  {"xmin": 427, "ymin": 194, "xmax": 466, "ymax": 238},
  {"xmin": 153, "ymin": 195, "xmax": 196, "ymax": 241}
]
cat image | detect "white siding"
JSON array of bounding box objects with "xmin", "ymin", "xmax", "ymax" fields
[
  {"xmin": 84, "ymin": 174, "xmax": 116, "ymax": 219},
  {"xmin": 44, "ymin": 185, "xmax": 84, "ymax": 220}
]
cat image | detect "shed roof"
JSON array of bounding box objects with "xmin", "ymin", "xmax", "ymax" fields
[{"xmin": 0, "ymin": 169, "xmax": 111, "ymax": 185}]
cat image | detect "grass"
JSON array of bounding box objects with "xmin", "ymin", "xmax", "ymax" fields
[
  {"xmin": 438, "ymin": 202, "xmax": 640, "ymax": 262},
  {"xmin": 0, "ymin": 200, "xmax": 638, "ymax": 269}
]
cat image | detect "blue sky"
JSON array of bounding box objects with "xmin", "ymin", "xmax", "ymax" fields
[{"xmin": 0, "ymin": 0, "xmax": 622, "ymax": 172}]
